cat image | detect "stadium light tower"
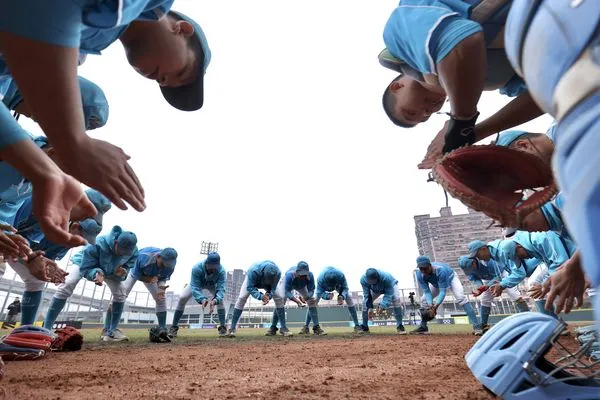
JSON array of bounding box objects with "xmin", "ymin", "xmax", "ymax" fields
[{"xmin": 200, "ymin": 241, "xmax": 219, "ymax": 255}]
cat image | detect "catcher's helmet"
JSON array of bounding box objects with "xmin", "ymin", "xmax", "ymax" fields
[{"xmin": 466, "ymin": 312, "xmax": 600, "ymax": 399}]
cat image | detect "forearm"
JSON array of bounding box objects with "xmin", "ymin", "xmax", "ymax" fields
[
  {"xmin": 435, "ymin": 288, "xmax": 447, "ymax": 305},
  {"xmin": 249, "ymin": 287, "xmax": 263, "ymax": 301},
  {"xmin": 0, "ymin": 138, "xmax": 63, "ymax": 185},
  {"xmin": 438, "ymin": 32, "xmax": 485, "ymax": 119},
  {"xmin": 474, "ymin": 92, "xmax": 544, "ymax": 141},
  {"xmin": 0, "ymin": 33, "xmax": 86, "ymax": 157},
  {"xmin": 0, "ymin": 104, "xmax": 31, "ymax": 148}
]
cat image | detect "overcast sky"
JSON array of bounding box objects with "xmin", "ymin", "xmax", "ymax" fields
[{"xmin": 17, "ymin": 0, "xmax": 553, "ymax": 293}]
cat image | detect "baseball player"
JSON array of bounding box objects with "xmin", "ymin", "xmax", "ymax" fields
[
  {"xmin": 227, "ymin": 261, "xmax": 290, "ymax": 337},
  {"xmin": 381, "ymin": 1, "xmax": 544, "ymax": 164},
  {"xmin": 102, "ymin": 246, "xmax": 178, "ymax": 339},
  {"xmin": 358, "ymin": 268, "xmax": 406, "ymax": 335},
  {"xmin": 43, "ymin": 226, "xmax": 138, "ymax": 342},
  {"xmin": 526, "ymin": 263, "xmax": 559, "ymax": 319},
  {"xmin": 457, "ymin": 255, "xmax": 527, "ymax": 332},
  {"xmin": 413, "ymin": 256, "xmax": 482, "ymax": 335},
  {"xmin": 169, "ymin": 252, "xmax": 227, "ymax": 338},
  {"xmin": 490, "ymin": 230, "xmax": 575, "ymax": 298},
  {"xmin": 9, "ymin": 188, "xmax": 110, "ymax": 326},
  {"xmin": 303, "ymin": 266, "xmax": 360, "ymax": 332},
  {"xmin": 268, "ymin": 262, "xmax": 325, "ymax": 336},
  {"xmin": 0, "ymin": 2, "xmax": 211, "ymax": 226}
]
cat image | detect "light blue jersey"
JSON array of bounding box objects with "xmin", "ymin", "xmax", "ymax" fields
[
  {"xmin": 190, "ymin": 260, "xmax": 226, "ymax": 304},
  {"xmin": 282, "ymin": 266, "xmax": 316, "ymax": 299},
  {"xmin": 74, "ymin": 226, "xmax": 138, "ymax": 281},
  {"xmin": 131, "ymin": 247, "xmax": 175, "ymax": 282},
  {"xmin": 315, "ymin": 267, "xmax": 350, "ymax": 300},
  {"xmin": 416, "ymin": 261, "xmax": 455, "ymax": 304},
  {"xmin": 245, "ymin": 261, "xmax": 281, "ymax": 301},
  {"xmin": 360, "ymin": 269, "xmax": 398, "ymax": 309}
]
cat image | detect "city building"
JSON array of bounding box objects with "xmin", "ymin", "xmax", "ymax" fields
[{"xmin": 225, "ymin": 269, "xmax": 247, "ymax": 303}]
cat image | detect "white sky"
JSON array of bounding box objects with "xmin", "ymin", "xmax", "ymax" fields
[{"xmin": 18, "ymin": 0, "xmax": 553, "ymax": 293}]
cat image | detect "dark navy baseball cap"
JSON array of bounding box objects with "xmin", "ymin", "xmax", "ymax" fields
[
  {"xmin": 160, "ymin": 11, "xmax": 211, "ymax": 111},
  {"xmin": 160, "ymin": 248, "xmax": 178, "ymax": 268}
]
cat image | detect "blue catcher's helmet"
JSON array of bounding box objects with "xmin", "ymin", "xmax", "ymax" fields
[{"xmin": 466, "ymin": 312, "xmax": 600, "ymax": 399}]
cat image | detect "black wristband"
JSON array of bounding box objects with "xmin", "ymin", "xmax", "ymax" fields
[{"xmin": 443, "ymin": 112, "xmax": 480, "ymax": 154}]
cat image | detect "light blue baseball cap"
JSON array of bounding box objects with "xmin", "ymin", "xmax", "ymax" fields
[
  {"xmin": 33, "ymin": 135, "xmax": 50, "ymax": 149},
  {"xmin": 296, "ymin": 261, "xmax": 309, "ymax": 276},
  {"xmin": 495, "ymin": 130, "xmax": 528, "ymax": 147},
  {"xmin": 79, "ymin": 76, "xmax": 109, "ymax": 130},
  {"xmin": 468, "ymin": 240, "xmax": 487, "ymax": 258},
  {"xmin": 160, "ymin": 11, "xmax": 211, "ymax": 111},
  {"xmin": 116, "ymin": 231, "xmax": 137, "ymax": 256},
  {"xmin": 85, "ymin": 189, "xmax": 111, "ymax": 225},
  {"xmin": 416, "ymin": 256, "xmax": 431, "ymax": 268},
  {"xmin": 160, "ymin": 248, "xmax": 178, "ymax": 268},
  {"xmin": 78, "ymin": 218, "xmax": 102, "ymax": 245}
]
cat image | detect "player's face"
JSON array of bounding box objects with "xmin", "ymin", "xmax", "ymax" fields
[
  {"xmin": 515, "ymin": 245, "xmax": 529, "ymax": 259},
  {"xmin": 476, "ymin": 247, "xmax": 491, "ymax": 261},
  {"xmin": 512, "ymin": 137, "xmax": 554, "ymax": 165},
  {"xmin": 419, "ymin": 265, "xmax": 433, "ymax": 275},
  {"xmin": 127, "ymin": 20, "xmax": 199, "ymax": 88},
  {"xmin": 389, "ymin": 78, "xmax": 446, "ymax": 125},
  {"xmin": 519, "ymin": 209, "xmax": 551, "ymax": 232}
]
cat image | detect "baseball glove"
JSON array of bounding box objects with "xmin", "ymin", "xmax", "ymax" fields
[
  {"xmin": 419, "ymin": 306, "xmax": 436, "ymax": 322},
  {"xmin": 149, "ymin": 326, "xmax": 171, "ymax": 343},
  {"xmin": 51, "ymin": 327, "xmax": 84, "ymax": 352},
  {"xmin": 0, "ymin": 326, "xmax": 51, "ymax": 361},
  {"xmin": 471, "ymin": 285, "xmax": 489, "ymax": 297},
  {"xmin": 432, "ymin": 145, "xmax": 557, "ymax": 227}
]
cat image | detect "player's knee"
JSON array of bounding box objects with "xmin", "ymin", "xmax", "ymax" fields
[
  {"xmin": 457, "ymin": 296, "xmax": 468, "ymax": 306},
  {"xmin": 155, "ymin": 301, "xmax": 167, "ymax": 313},
  {"xmin": 216, "ymin": 302, "xmax": 225, "ymax": 310},
  {"xmin": 307, "ymin": 298, "xmax": 317, "ymax": 307},
  {"xmin": 24, "ymin": 278, "xmax": 45, "ymax": 292}
]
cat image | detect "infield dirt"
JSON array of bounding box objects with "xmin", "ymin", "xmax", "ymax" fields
[{"xmin": 2, "ymin": 331, "xmax": 497, "ymax": 399}]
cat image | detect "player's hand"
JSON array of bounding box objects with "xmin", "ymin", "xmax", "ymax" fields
[
  {"xmin": 471, "ymin": 285, "xmax": 488, "ymax": 297},
  {"xmin": 25, "ymin": 251, "xmax": 49, "ymax": 281},
  {"xmin": 418, "ymin": 121, "xmax": 448, "ymax": 169},
  {"xmin": 93, "ymin": 271, "xmax": 105, "ymax": 286},
  {"xmin": 157, "ymin": 290, "xmax": 166, "ymax": 300},
  {"xmin": 209, "ymin": 299, "xmax": 216, "ymax": 314},
  {"xmin": 56, "ymin": 137, "xmax": 145, "ymax": 212},
  {"xmin": 490, "ymin": 283, "xmax": 504, "ymax": 297},
  {"xmin": 527, "ymin": 283, "xmax": 544, "ymax": 299},
  {"xmin": 32, "ymin": 172, "xmax": 97, "ymax": 247},
  {"xmin": 541, "ymin": 253, "xmax": 587, "ymax": 314},
  {"xmin": 337, "ymin": 295, "xmax": 344, "ymax": 305},
  {"xmin": 115, "ymin": 266, "xmax": 127, "ymax": 277},
  {"xmin": 376, "ymin": 305, "xmax": 383, "ymax": 314},
  {"xmin": 201, "ymin": 299, "xmax": 209, "ymax": 310},
  {"xmin": 261, "ymin": 293, "xmax": 270, "ymax": 305},
  {"xmin": 0, "ymin": 231, "xmax": 31, "ymax": 260},
  {"xmin": 324, "ymin": 293, "xmax": 334, "ymax": 301}
]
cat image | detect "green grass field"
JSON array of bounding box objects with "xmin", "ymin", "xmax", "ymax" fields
[{"xmin": 79, "ymin": 323, "xmax": 478, "ymax": 345}]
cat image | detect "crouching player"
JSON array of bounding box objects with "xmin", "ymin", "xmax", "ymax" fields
[{"xmin": 359, "ymin": 268, "xmax": 406, "ymax": 335}]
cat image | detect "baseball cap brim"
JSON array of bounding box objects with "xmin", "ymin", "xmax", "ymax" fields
[{"xmin": 160, "ymin": 11, "xmax": 210, "ymax": 111}]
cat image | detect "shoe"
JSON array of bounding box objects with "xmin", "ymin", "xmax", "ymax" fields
[
  {"xmin": 265, "ymin": 327, "xmax": 278, "ymax": 336},
  {"xmin": 473, "ymin": 328, "xmax": 484, "ymax": 336},
  {"xmin": 103, "ymin": 328, "xmax": 129, "ymax": 342},
  {"xmin": 481, "ymin": 324, "xmax": 491, "ymax": 333},
  {"xmin": 218, "ymin": 325, "xmax": 227, "ymax": 337},
  {"xmin": 100, "ymin": 328, "xmax": 109, "ymax": 341},
  {"xmin": 313, "ymin": 325, "xmax": 327, "ymax": 336},
  {"xmin": 298, "ymin": 326, "xmax": 310, "ymax": 335},
  {"xmin": 353, "ymin": 325, "xmax": 361, "ymax": 333},
  {"xmin": 409, "ymin": 326, "xmax": 429, "ymax": 335},
  {"xmin": 280, "ymin": 329, "xmax": 293, "ymax": 337},
  {"xmin": 226, "ymin": 329, "xmax": 236, "ymax": 337},
  {"xmin": 168, "ymin": 326, "xmax": 179, "ymax": 339},
  {"xmin": 356, "ymin": 325, "xmax": 370, "ymax": 334},
  {"xmin": 396, "ymin": 326, "xmax": 407, "ymax": 335}
]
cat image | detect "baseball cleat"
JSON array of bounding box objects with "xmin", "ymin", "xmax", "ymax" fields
[
  {"xmin": 396, "ymin": 325, "xmax": 407, "ymax": 335},
  {"xmin": 100, "ymin": 328, "xmax": 109, "ymax": 341},
  {"xmin": 473, "ymin": 328, "xmax": 484, "ymax": 336},
  {"xmin": 356, "ymin": 325, "xmax": 370, "ymax": 334},
  {"xmin": 481, "ymin": 324, "xmax": 491, "ymax": 333},
  {"xmin": 226, "ymin": 329, "xmax": 236, "ymax": 338},
  {"xmin": 298, "ymin": 326, "xmax": 310, "ymax": 335},
  {"xmin": 280, "ymin": 329, "xmax": 293, "ymax": 337},
  {"xmin": 103, "ymin": 328, "xmax": 129, "ymax": 342},
  {"xmin": 217, "ymin": 325, "xmax": 227, "ymax": 337},
  {"xmin": 168, "ymin": 326, "xmax": 179, "ymax": 339},
  {"xmin": 409, "ymin": 326, "xmax": 429, "ymax": 335},
  {"xmin": 313, "ymin": 325, "xmax": 327, "ymax": 336},
  {"xmin": 265, "ymin": 327, "xmax": 278, "ymax": 336}
]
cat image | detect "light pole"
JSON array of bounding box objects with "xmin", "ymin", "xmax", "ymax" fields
[{"xmin": 200, "ymin": 241, "xmax": 219, "ymax": 255}]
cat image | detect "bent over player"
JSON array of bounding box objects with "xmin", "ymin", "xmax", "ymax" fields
[
  {"xmin": 44, "ymin": 226, "xmax": 138, "ymax": 342},
  {"xmin": 269, "ymin": 262, "xmax": 325, "ymax": 336},
  {"xmin": 304, "ymin": 266, "xmax": 360, "ymax": 332},
  {"xmin": 413, "ymin": 256, "xmax": 481, "ymax": 335},
  {"xmin": 227, "ymin": 261, "xmax": 290, "ymax": 337},
  {"xmin": 169, "ymin": 253, "xmax": 226, "ymax": 338},
  {"xmin": 359, "ymin": 268, "xmax": 406, "ymax": 335}
]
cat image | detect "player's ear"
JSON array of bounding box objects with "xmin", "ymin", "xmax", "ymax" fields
[
  {"xmin": 174, "ymin": 20, "xmax": 194, "ymax": 38},
  {"xmin": 513, "ymin": 139, "xmax": 531, "ymax": 151}
]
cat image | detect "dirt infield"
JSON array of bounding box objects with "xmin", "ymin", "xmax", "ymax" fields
[{"xmin": 1, "ymin": 329, "xmax": 493, "ymax": 400}]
